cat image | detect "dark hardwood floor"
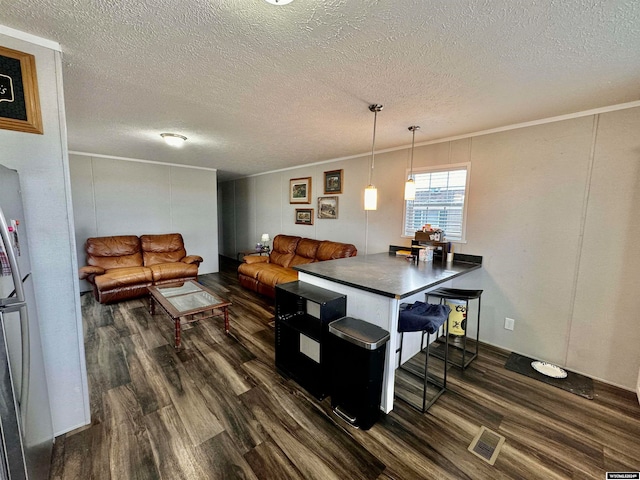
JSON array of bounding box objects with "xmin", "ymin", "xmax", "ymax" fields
[{"xmin": 50, "ymin": 256, "xmax": 640, "ymax": 479}]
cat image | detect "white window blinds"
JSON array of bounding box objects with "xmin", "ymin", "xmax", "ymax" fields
[{"xmin": 403, "ymin": 165, "xmax": 469, "ymax": 241}]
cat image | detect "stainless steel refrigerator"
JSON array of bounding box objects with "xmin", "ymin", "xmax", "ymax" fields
[{"xmin": 0, "ymin": 164, "xmax": 54, "ymax": 479}]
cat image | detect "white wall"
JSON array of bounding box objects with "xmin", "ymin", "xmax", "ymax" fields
[
  {"xmin": 218, "ymin": 107, "xmax": 640, "ymax": 391},
  {"xmin": 70, "ymin": 154, "xmax": 219, "ymax": 292},
  {"xmin": 0, "ymin": 31, "xmax": 90, "ymax": 435},
  {"xmin": 567, "ymin": 108, "xmax": 640, "ymax": 387},
  {"xmin": 217, "ymin": 155, "xmax": 372, "ymax": 255}
]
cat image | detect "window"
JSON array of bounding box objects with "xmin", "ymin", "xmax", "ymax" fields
[{"xmin": 403, "ymin": 164, "xmax": 470, "ymax": 241}]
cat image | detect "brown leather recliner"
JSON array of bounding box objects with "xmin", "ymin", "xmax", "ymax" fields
[
  {"xmin": 79, "ymin": 233, "xmax": 202, "ymax": 304},
  {"xmin": 238, "ymin": 234, "xmax": 357, "ymax": 298}
]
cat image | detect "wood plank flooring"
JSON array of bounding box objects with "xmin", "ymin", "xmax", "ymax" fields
[{"xmin": 50, "ymin": 256, "xmax": 640, "ymax": 479}]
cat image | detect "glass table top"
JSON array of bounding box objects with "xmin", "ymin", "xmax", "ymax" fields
[
  {"xmin": 155, "ymin": 282, "xmax": 224, "ymax": 314},
  {"xmin": 156, "ymin": 282, "xmax": 202, "ymax": 298}
]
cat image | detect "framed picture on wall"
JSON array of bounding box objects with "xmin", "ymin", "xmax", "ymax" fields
[
  {"xmin": 290, "ymin": 177, "xmax": 312, "ymax": 204},
  {"xmin": 323, "ymin": 169, "xmax": 343, "ymax": 194},
  {"xmin": 318, "ymin": 196, "xmax": 338, "ymax": 219},
  {"xmin": 0, "ymin": 46, "xmax": 43, "ymax": 134},
  {"xmin": 295, "ymin": 208, "xmax": 314, "ymax": 225}
]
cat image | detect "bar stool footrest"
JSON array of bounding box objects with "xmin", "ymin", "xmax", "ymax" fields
[
  {"xmin": 430, "ymin": 337, "xmax": 478, "ymax": 369},
  {"xmin": 398, "ymin": 363, "xmax": 446, "ymax": 389},
  {"xmin": 395, "ymin": 389, "xmax": 445, "ymax": 413}
]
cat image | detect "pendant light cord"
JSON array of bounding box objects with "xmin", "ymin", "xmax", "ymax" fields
[
  {"xmin": 368, "ymin": 104, "xmax": 383, "ymax": 185},
  {"xmin": 369, "ymin": 110, "xmax": 377, "ymax": 185},
  {"xmin": 408, "ymin": 125, "xmax": 419, "ymax": 179},
  {"xmin": 410, "ymin": 127, "xmax": 415, "ymax": 177}
]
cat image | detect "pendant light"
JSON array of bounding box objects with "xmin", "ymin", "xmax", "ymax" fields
[
  {"xmin": 364, "ymin": 104, "xmax": 383, "ymax": 210},
  {"xmin": 404, "ymin": 125, "xmax": 420, "ymax": 200}
]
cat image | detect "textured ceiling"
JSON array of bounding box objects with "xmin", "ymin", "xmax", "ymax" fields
[{"xmin": 2, "ymin": 0, "xmax": 640, "ymax": 180}]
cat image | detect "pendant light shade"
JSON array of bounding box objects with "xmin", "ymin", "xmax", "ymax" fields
[
  {"xmin": 404, "ymin": 179, "xmax": 416, "ymax": 201},
  {"xmin": 364, "ymin": 104, "xmax": 383, "ymax": 211},
  {"xmin": 404, "ymin": 125, "xmax": 420, "ymax": 201},
  {"xmin": 364, "ymin": 185, "xmax": 378, "ymax": 210}
]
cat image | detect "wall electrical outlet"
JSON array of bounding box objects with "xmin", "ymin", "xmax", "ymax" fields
[{"xmin": 504, "ymin": 317, "xmax": 515, "ymax": 331}]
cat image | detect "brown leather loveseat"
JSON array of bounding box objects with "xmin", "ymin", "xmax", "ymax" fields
[
  {"xmin": 79, "ymin": 233, "xmax": 203, "ymax": 303},
  {"xmin": 238, "ymin": 234, "xmax": 357, "ymax": 298}
]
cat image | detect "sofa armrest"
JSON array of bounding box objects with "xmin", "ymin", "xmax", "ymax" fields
[
  {"xmin": 79, "ymin": 265, "xmax": 105, "ymax": 280},
  {"xmin": 243, "ymin": 255, "xmax": 269, "ymax": 265},
  {"xmin": 182, "ymin": 255, "xmax": 203, "ymax": 267}
]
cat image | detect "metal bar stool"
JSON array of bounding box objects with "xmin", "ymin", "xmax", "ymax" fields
[
  {"xmin": 395, "ymin": 302, "xmax": 450, "ymax": 412},
  {"xmin": 425, "ymin": 288, "xmax": 483, "ymax": 369}
]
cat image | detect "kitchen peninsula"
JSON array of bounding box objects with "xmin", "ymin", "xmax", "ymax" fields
[{"xmin": 294, "ymin": 252, "xmax": 482, "ymax": 413}]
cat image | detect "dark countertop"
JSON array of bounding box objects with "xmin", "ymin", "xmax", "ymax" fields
[{"xmin": 294, "ymin": 252, "xmax": 482, "ymax": 299}]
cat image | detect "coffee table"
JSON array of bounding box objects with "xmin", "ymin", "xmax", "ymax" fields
[{"xmin": 148, "ymin": 280, "xmax": 232, "ymax": 349}]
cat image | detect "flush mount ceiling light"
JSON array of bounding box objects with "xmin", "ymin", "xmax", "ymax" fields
[
  {"xmin": 364, "ymin": 104, "xmax": 383, "ymax": 211},
  {"xmin": 404, "ymin": 125, "xmax": 420, "ymax": 201},
  {"xmin": 264, "ymin": 0, "xmax": 293, "ymax": 4},
  {"xmin": 160, "ymin": 133, "xmax": 187, "ymax": 147}
]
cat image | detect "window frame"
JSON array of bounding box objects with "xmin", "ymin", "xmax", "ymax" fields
[{"xmin": 401, "ymin": 162, "xmax": 471, "ymax": 242}]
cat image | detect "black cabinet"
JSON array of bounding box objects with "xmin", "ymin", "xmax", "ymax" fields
[{"xmin": 275, "ymin": 281, "xmax": 346, "ymax": 399}]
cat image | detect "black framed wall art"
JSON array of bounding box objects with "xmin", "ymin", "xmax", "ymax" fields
[
  {"xmin": 295, "ymin": 208, "xmax": 314, "ymax": 225},
  {"xmin": 0, "ymin": 46, "xmax": 43, "ymax": 134},
  {"xmin": 323, "ymin": 169, "xmax": 343, "ymax": 194}
]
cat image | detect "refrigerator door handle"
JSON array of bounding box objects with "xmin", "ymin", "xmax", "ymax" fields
[
  {"xmin": 0, "ymin": 311, "xmax": 29, "ymax": 480},
  {"xmin": 0, "ymin": 207, "xmax": 31, "ymax": 422},
  {"xmin": 0, "ymin": 297, "xmax": 27, "ymax": 312},
  {"xmin": 0, "ymin": 207, "xmax": 25, "ymax": 303}
]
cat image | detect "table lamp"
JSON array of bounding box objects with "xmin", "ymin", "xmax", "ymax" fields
[{"xmin": 261, "ymin": 233, "xmax": 270, "ymax": 251}]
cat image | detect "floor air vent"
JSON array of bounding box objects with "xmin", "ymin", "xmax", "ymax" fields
[{"xmin": 468, "ymin": 426, "xmax": 505, "ymax": 465}]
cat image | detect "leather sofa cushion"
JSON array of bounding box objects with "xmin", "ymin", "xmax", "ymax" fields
[
  {"xmin": 141, "ymin": 234, "xmax": 187, "ymax": 266},
  {"xmin": 269, "ymin": 235, "xmax": 300, "ymax": 268},
  {"xmin": 86, "ymin": 235, "xmax": 143, "ymax": 270},
  {"xmin": 255, "ymin": 264, "xmax": 298, "ymax": 287},
  {"xmin": 289, "ymin": 239, "xmax": 321, "ymax": 267},
  {"xmin": 98, "ymin": 285, "xmax": 151, "ymax": 304},
  {"xmin": 243, "ymin": 255, "xmax": 269, "ymax": 265},
  {"xmin": 94, "ymin": 266, "xmax": 153, "ymax": 291},
  {"xmin": 149, "ymin": 262, "xmax": 198, "ymax": 282},
  {"xmin": 78, "ymin": 265, "xmax": 105, "ymax": 280},
  {"xmin": 182, "ymin": 255, "xmax": 203, "ymax": 265},
  {"xmin": 237, "ymin": 261, "xmax": 262, "ymax": 279},
  {"xmin": 316, "ymin": 241, "xmax": 357, "ymax": 261}
]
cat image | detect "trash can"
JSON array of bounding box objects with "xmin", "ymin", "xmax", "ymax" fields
[{"xmin": 328, "ymin": 317, "xmax": 390, "ymax": 430}]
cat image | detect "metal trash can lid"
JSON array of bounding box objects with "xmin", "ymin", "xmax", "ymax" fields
[{"xmin": 328, "ymin": 317, "xmax": 390, "ymax": 350}]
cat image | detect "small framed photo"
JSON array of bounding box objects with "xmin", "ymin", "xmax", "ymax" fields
[
  {"xmin": 290, "ymin": 177, "xmax": 312, "ymax": 204},
  {"xmin": 0, "ymin": 46, "xmax": 43, "ymax": 134},
  {"xmin": 324, "ymin": 169, "xmax": 343, "ymax": 194},
  {"xmin": 295, "ymin": 208, "xmax": 314, "ymax": 225},
  {"xmin": 318, "ymin": 196, "xmax": 338, "ymax": 219}
]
